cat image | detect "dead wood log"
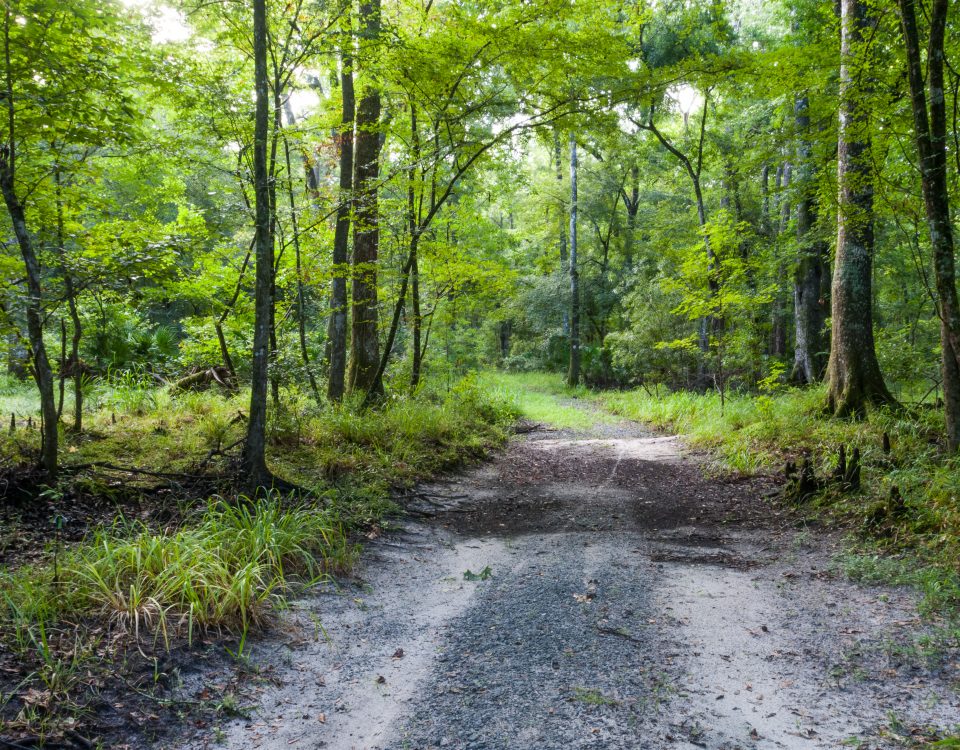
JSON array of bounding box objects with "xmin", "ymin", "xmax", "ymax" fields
[{"xmin": 170, "ymin": 366, "xmax": 236, "ymax": 394}]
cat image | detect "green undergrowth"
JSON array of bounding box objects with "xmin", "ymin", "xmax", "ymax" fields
[
  {"xmin": 0, "ymin": 373, "xmax": 517, "ymax": 736},
  {"xmin": 2, "ymin": 496, "xmax": 354, "ymax": 649}
]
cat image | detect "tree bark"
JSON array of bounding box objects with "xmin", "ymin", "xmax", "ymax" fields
[
  {"xmin": 826, "ymin": 0, "xmax": 895, "ymax": 417},
  {"xmin": 0, "ymin": 164, "xmax": 58, "ymax": 478},
  {"xmin": 554, "ymin": 128, "xmax": 567, "ymax": 266},
  {"xmin": 0, "ymin": 11, "xmax": 57, "ymax": 479},
  {"xmin": 55, "ymin": 166, "xmax": 83, "ymax": 431},
  {"xmin": 567, "ymin": 133, "xmax": 581, "ymax": 387},
  {"xmin": 327, "ymin": 35, "xmax": 354, "ymax": 402},
  {"xmin": 411, "ymin": 243, "xmax": 422, "ymax": 389},
  {"xmin": 243, "ymin": 0, "xmax": 274, "ymax": 488},
  {"xmin": 897, "ymin": 0, "xmax": 960, "ymax": 450},
  {"xmin": 348, "ymin": 0, "xmax": 383, "ymax": 397},
  {"xmin": 790, "ymin": 96, "xmax": 829, "ymax": 384}
]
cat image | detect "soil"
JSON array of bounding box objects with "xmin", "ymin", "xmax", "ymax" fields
[{"xmin": 172, "ymin": 409, "xmax": 960, "ymax": 750}]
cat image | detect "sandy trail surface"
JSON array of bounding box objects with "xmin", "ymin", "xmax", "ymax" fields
[{"xmin": 186, "ymin": 411, "xmax": 958, "ymax": 750}]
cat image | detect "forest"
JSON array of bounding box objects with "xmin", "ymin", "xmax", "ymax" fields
[{"xmin": 1, "ymin": 0, "xmax": 960, "ymax": 746}]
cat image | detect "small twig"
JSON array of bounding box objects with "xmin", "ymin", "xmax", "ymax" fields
[
  {"xmin": 198, "ymin": 438, "xmax": 245, "ymax": 470},
  {"xmin": 594, "ymin": 623, "xmax": 643, "ymax": 643}
]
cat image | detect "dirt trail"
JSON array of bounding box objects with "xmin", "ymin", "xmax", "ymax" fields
[{"xmin": 186, "ymin": 407, "xmax": 958, "ymax": 750}]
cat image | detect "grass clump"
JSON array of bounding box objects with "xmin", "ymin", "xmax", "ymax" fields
[
  {"xmin": 1, "ymin": 496, "xmax": 355, "ymax": 650},
  {"xmin": 272, "ymin": 375, "xmax": 519, "ymax": 494}
]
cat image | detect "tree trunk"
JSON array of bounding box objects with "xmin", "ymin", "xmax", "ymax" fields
[
  {"xmin": 364, "ymin": 238, "xmax": 416, "ymax": 407},
  {"xmin": 554, "ymin": 129, "xmax": 567, "ymax": 266},
  {"xmin": 268, "ymin": 74, "xmax": 282, "ymax": 410},
  {"xmin": 411, "ymin": 239, "xmax": 422, "ymax": 390},
  {"xmin": 327, "ymin": 37, "xmax": 354, "ymax": 402},
  {"xmin": 826, "ymin": 0, "xmax": 895, "ymax": 417},
  {"xmin": 348, "ymin": 0, "xmax": 383, "ymax": 396},
  {"xmin": 790, "ymin": 96, "xmax": 829, "ymax": 384},
  {"xmin": 281, "ymin": 113, "xmax": 320, "ymax": 402},
  {"xmin": 567, "ymin": 133, "xmax": 581, "ymax": 387},
  {"xmin": 898, "ymin": 0, "xmax": 960, "ymax": 450},
  {"xmin": 54, "ymin": 167, "xmax": 84, "ymax": 431},
  {"xmin": 0, "ymin": 12, "xmax": 57, "ymax": 479},
  {"xmin": 622, "ymin": 163, "xmax": 639, "ymax": 271},
  {"xmin": 0, "ymin": 165, "xmax": 58, "ymax": 478},
  {"xmin": 243, "ymin": 0, "xmax": 273, "ymax": 488}
]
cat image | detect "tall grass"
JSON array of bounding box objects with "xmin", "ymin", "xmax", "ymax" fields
[{"xmin": 1, "ymin": 496, "xmax": 356, "ymax": 650}]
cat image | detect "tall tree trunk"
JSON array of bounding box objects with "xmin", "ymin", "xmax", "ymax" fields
[
  {"xmin": 409, "ymin": 102, "xmax": 423, "ymax": 391},
  {"xmin": 364, "ymin": 239, "xmax": 415, "ymax": 408},
  {"xmin": 54, "ymin": 167, "xmax": 83, "ymax": 431},
  {"xmin": 826, "ymin": 0, "xmax": 895, "ymax": 417},
  {"xmin": 898, "ymin": 0, "xmax": 960, "ymax": 450},
  {"xmin": 281, "ymin": 114, "xmax": 321, "ymax": 402},
  {"xmin": 0, "ymin": 12, "xmax": 56, "ymax": 479},
  {"xmin": 0, "ymin": 168, "xmax": 57, "ymax": 478},
  {"xmin": 348, "ymin": 0, "xmax": 383, "ymax": 396},
  {"xmin": 411, "ymin": 244, "xmax": 422, "ymax": 389},
  {"xmin": 554, "ymin": 129, "xmax": 567, "ymax": 266},
  {"xmin": 567, "ymin": 133, "xmax": 581, "ymax": 387},
  {"xmin": 328, "ymin": 36, "xmax": 354, "ymax": 402},
  {"xmin": 691, "ymin": 176, "xmax": 716, "ymax": 358},
  {"xmin": 268, "ymin": 71, "xmax": 283, "ymax": 410},
  {"xmin": 244, "ymin": 0, "xmax": 273, "ymax": 487},
  {"xmin": 791, "ymin": 96, "xmax": 829, "ymax": 384}
]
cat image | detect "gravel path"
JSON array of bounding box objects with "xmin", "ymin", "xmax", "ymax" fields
[{"xmin": 185, "ymin": 408, "xmax": 959, "ymax": 750}]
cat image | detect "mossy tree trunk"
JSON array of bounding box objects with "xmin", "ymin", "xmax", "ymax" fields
[
  {"xmin": 826, "ymin": 0, "xmax": 895, "ymax": 417},
  {"xmin": 348, "ymin": 0, "xmax": 383, "ymax": 398}
]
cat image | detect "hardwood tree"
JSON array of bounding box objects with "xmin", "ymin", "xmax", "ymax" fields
[
  {"xmin": 790, "ymin": 94, "xmax": 830, "ymax": 385},
  {"xmin": 0, "ymin": 0, "xmax": 141, "ymax": 479},
  {"xmin": 243, "ymin": 0, "xmax": 274, "ymax": 488},
  {"xmin": 897, "ymin": 0, "xmax": 960, "ymax": 450},
  {"xmin": 567, "ymin": 133, "xmax": 581, "ymax": 386},
  {"xmin": 826, "ymin": 0, "xmax": 895, "ymax": 417},
  {"xmin": 327, "ymin": 14, "xmax": 355, "ymax": 402},
  {"xmin": 348, "ymin": 0, "xmax": 383, "ymax": 397}
]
